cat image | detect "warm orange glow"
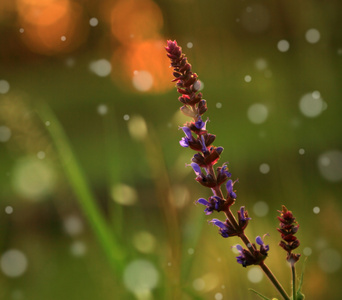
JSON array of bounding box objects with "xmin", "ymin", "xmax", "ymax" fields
[
  {"xmin": 110, "ymin": 0, "xmax": 163, "ymax": 44},
  {"xmin": 17, "ymin": 1, "xmax": 88, "ymax": 55},
  {"xmin": 17, "ymin": 0, "xmax": 70, "ymax": 26},
  {"xmin": 111, "ymin": 40, "xmax": 173, "ymax": 93}
]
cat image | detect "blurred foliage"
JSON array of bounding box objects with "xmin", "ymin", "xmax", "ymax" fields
[{"xmin": 1, "ymin": 0, "xmax": 342, "ymax": 299}]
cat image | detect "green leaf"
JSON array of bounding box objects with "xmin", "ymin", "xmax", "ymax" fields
[
  {"xmin": 296, "ymin": 258, "xmax": 307, "ymax": 300},
  {"xmin": 249, "ymin": 288, "xmax": 274, "ymax": 300}
]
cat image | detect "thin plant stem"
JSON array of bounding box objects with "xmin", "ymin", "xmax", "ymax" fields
[
  {"xmin": 292, "ymin": 264, "xmax": 296, "ymax": 300},
  {"xmin": 260, "ymin": 262, "xmax": 291, "ymax": 300}
]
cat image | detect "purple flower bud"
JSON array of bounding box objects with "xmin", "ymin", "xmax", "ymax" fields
[
  {"xmin": 191, "ymin": 162, "xmax": 202, "ymax": 176},
  {"xmin": 181, "ymin": 126, "xmax": 192, "ymax": 140},
  {"xmin": 226, "ymin": 179, "xmax": 237, "ymax": 199},
  {"xmin": 179, "ymin": 137, "xmax": 190, "ymax": 147},
  {"xmin": 256, "ymin": 235, "xmax": 270, "ymax": 255},
  {"xmin": 209, "ymin": 218, "xmax": 230, "ymax": 238},
  {"xmin": 197, "ymin": 196, "xmax": 225, "ymax": 215},
  {"xmin": 200, "ymin": 135, "xmax": 207, "ymax": 153},
  {"xmin": 195, "ymin": 116, "xmax": 206, "ymax": 130}
]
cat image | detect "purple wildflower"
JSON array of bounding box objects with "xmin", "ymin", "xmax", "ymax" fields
[
  {"xmin": 209, "ymin": 218, "xmax": 231, "ymax": 238},
  {"xmin": 235, "ymin": 244, "xmax": 256, "ymax": 267},
  {"xmin": 195, "ymin": 116, "xmax": 206, "ymax": 130},
  {"xmin": 197, "ymin": 196, "xmax": 225, "ymax": 215},
  {"xmin": 256, "ymin": 235, "xmax": 270, "ymax": 256},
  {"xmin": 191, "ymin": 162, "xmax": 202, "ymax": 176},
  {"xmin": 179, "ymin": 126, "xmax": 193, "ymax": 147},
  {"xmin": 226, "ymin": 179, "xmax": 237, "ymax": 199}
]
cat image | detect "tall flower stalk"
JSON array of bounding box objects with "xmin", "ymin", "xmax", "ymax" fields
[{"xmin": 165, "ymin": 40, "xmax": 304, "ymax": 300}]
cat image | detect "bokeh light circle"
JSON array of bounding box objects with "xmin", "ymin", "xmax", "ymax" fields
[
  {"xmin": 259, "ymin": 163, "xmax": 270, "ymax": 174},
  {"xmin": 247, "ymin": 266, "xmax": 263, "ymax": 283},
  {"xmin": 0, "ymin": 125, "xmax": 11, "ymax": 142},
  {"xmin": 1, "ymin": 249, "xmax": 28, "ymax": 278},
  {"xmin": 318, "ymin": 150, "xmax": 342, "ymax": 182},
  {"xmin": 318, "ymin": 248, "xmax": 341, "ymax": 273},
  {"xmin": 277, "ymin": 40, "xmax": 290, "ymax": 52},
  {"xmin": 89, "ymin": 59, "xmax": 112, "ymax": 77},
  {"xmin": 305, "ymin": 28, "xmax": 320, "ymax": 44},
  {"xmin": 253, "ymin": 201, "xmax": 269, "ymax": 217},
  {"xmin": 299, "ymin": 92, "xmax": 324, "ymax": 117},
  {"xmin": 111, "ymin": 183, "xmax": 137, "ymax": 205},
  {"xmin": 247, "ymin": 103, "xmax": 268, "ymax": 124},
  {"xmin": 0, "ymin": 80, "xmax": 10, "ymax": 94},
  {"xmin": 123, "ymin": 259, "xmax": 159, "ymax": 293}
]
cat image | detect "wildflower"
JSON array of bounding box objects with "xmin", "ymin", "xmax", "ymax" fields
[
  {"xmin": 197, "ymin": 196, "xmax": 225, "ymax": 215},
  {"xmin": 209, "ymin": 218, "xmax": 233, "ymax": 238},
  {"xmin": 179, "ymin": 126, "xmax": 193, "ymax": 147},
  {"xmin": 256, "ymin": 235, "xmax": 270, "ymax": 256},
  {"xmin": 277, "ymin": 206, "xmax": 301, "ymax": 265},
  {"xmin": 237, "ymin": 206, "xmax": 251, "ymax": 230},
  {"xmin": 190, "ymin": 162, "xmax": 216, "ymax": 187},
  {"xmin": 235, "ymin": 236, "xmax": 269, "ymax": 267},
  {"xmin": 216, "ymin": 163, "xmax": 232, "ymax": 185},
  {"xmin": 235, "ymin": 244, "xmax": 256, "ymax": 267},
  {"xmin": 226, "ymin": 179, "xmax": 238, "ymax": 199}
]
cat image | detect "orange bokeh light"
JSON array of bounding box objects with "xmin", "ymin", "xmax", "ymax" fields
[
  {"xmin": 110, "ymin": 0, "xmax": 163, "ymax": 45},
  {"xmin": 111, "ymin": 39, "xmax": 173, "ymax": 93},
  {"xmin": 17, "ymin": 0, "xmax": 88, "ymax": 55}
]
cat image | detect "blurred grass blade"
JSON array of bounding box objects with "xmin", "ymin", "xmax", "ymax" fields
[{"xmin": 38, "ymin": 104, "xmax": 126, "ymax": 274}]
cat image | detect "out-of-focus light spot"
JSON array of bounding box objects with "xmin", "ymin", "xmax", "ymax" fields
[
  {"xmin": 123, "ymin": 114, "xmax": 130, "ymax": 121},
  {"xmin": 241, "ymin": 4, "xmax": 270, "ymax": 33},
  {"xmin": 187, "ymin": 42, "xmax": 193, "ymax": 48},
  {"xmin": 132, "ymin": 231, "xmax": 156, "ymax": 254},
  {"xmin": 299, "ymin": 148, "xmax": 305, "ymax": 155},
  {"xmin": 215, "ymin": 292, "xmax": 223, "ymax": 300},
  {"xmin": 63, "ymin": 215, "xmax": 83, "ymax": 236},
  {"xmin": 277, "ymin": 40, "xmax": 290, "ymax": 52},
  {"xmin": 112, "ymin": 40, "xmax": 172, "ymax": 93},
  {"xmin": 338, "ymin": 48, "xmax": 342, "ymax": 55},
  {"xmin": 11, "ymin": 157, "xmax": 56, "ymax": 201},
  {"xmin": 19, "ymin": 28, "xmax": 24, "ymax": 33},
  {"xmin": 221, "ymin": 285, "xmax": 225, "ymax": 289},
  {"xmin": 170, "ymin": 184, "xmax": 190, "ymax": 208},
  {"xmin": 65, "ymin": 57, "xmax": 75, "ymax": 67},
  {"xmin": 167, "ymin": 262, "xmax": 172, "ymax": 266},
  {"xmin": 192, "ymin": 278, "xmax": 205, "ymax": 291},
  {"xmin": 123, "ymin": 260, "xmax": 159, "ymax": 293},
  {"xmin": 216, "ymin": 102, "xmax": 222, "ymax": 109},
  {"xmin": 0, "ymin": 126, "xmax": 11, "ymax": 142},
  {"xmin": 132, "ymin": 70, "xmax": 153, "ymax": 92},
  {"xmin": 318, "ymin": 248, "xmax": 341, "ymax": 273},
  {"xmin": 1, "ymin": 249, "xmax": 28, "ymax": 278},
  {"xmin": 17, "ymin": 0, "xmax": 88, "ymax": 55},
  {"xmin": 128, "ymin": 115, "xmax": 148, "ymax": 141},
  {"xmin": 70, "ymin": 241, "xmax": 86, "ymax": 257},
  {"xmin": 253, "ymin": 201, "xmax": 269, "ymax": 217},
  {"xmin": 111, "ymin": 183, "xmax": 137, "ymax": 205},
  {"xmin": 315, "ymin": 238, "xmax": 327, "ymax": 250},
  {"xmin": 259, "ymin": 163, "xmax": 270, "ymax": 174},
  {"xmin": 247, "ymin": 103, "xmax": 268, "ymax": 124},
  {"xmin": 255, "ymin": 58, "xmax": 268, "ymax": 71},
  {"xmin": 89, "ymin": 17, "xmax": 98, "ymax": 27},
  {"xmin": 45, "ymin": 121, "xmax": 51, "ymax": 126},
  {"xmin": 299, "ymin": 92, "xmax": 324, "ymax": 117},
  {"xmin": 318, "ymin": 150, "xmax": 342, "ymax": 182},
  {"xmin": 188, "ymin": 248, "xmax": 194, "ymax": 255},
  {"xmin": 313, "ymin": 206, "xmax": 320, "ymax": 214},
  {"xmin": 110, "ymin": 0, "xmax": 163, "ymax": 44},
  {"xmin": 5, "ymin": 206, "xmax": 13, "ymax": 214},
  {"xmin": 303, "ymin": 247, "xmax": 312, "ymax": 256},
  {"xmin": 244, "ymin": 75, "xmax": 252, "ymax": 82},
  {"xmin": 194, "ymin": 80, "xmax": 203, "ymax": 91},
  {"xmin": 97, "ymin": 104, "xmax": 108, "ymax": 115},
  {"xmin": 264, "ymin": 70, "xmax": 272, "ymax": 78},
  {"xmin": 37, "ymin": 151, "xmax": 45, "ymax": 159},
  {"xmin": 0, "ymin": 80, "xmax": 10, "ymax": 94},
  {"xmin": 305, "ymin": 28, "xmax": 320, "ymax": 44},
  {"xmin": 11, "ymin": 290, "xmax": 23, "ymax": 300},
  {"xmin": 247, "ymin": 266, "xmax": 263, "ymax": 283},
  {"xmin": 89, "ymin": 59, "xmax": 112, "ymax": 77}
]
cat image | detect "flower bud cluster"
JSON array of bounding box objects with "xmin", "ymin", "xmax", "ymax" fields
[{"xmin": 277, "ymin": 206, "xmax": 301, "ymax": 265}]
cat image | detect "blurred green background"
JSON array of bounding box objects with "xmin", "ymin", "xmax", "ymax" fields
[{"xmin": 1, "ymin": 0, "xmax": 342, "ymax": 299}]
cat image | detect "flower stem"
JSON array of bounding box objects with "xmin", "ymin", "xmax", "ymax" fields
[
  {"xmin": 259, "ymin": 262, "xmax": 291, "ymax": 300},
  {"xmin": 292, "ymin": 264, "xmax": 296, "ymax": 300}
]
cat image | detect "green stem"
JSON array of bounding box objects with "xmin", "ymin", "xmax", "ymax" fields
[
  {"xmin": 260, "ymin": 262, "xmax": 290, "ymax": 300},
  {"xmin": 292, "ymin": 264, "xmax": 296, "ymax": 300}
]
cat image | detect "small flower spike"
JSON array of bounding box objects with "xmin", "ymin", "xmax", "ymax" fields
[
  {"xmin": 277, "ymin": 206, "xmax": 301, "ymax": 265},
  {"xmin": 235, "ymin": 245, "xmax": 257, "ymax": 267}
]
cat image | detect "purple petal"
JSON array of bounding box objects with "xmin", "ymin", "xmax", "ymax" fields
[
  {"xmin": 256, "ymin": 236, "xmax": 263, "ymax": 246},
  {"xmin": 197, "ymin": 198, "xmax": 209, "ymax": 206},
  {"xmin": 181, "ymin": 126, "xmax": 192, "ymax": 140},
  {"xmin": 210, "ymin": 219, "xmax": 226, "ymax": 229},
  {"xmin": 236, "ymin": 244, "xmax": 243, "ymax": 251},
  {"xmin": 191, "ymin": 162, "xmax": 202, "ymax": 175},
  {"xmin": 195, "ymin": 117, "xmax": 206, "ymax": 130},
  {"xmin": 226, "ymin": 180, "xmax": 233, "ymax": 193},
  {"xmin": 179, "ymin": 137, "xmax": 189, "ymax": 147},
  {"xmin": 200, "ymin": 135, "xmax": 207, "ymax": 152}
]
